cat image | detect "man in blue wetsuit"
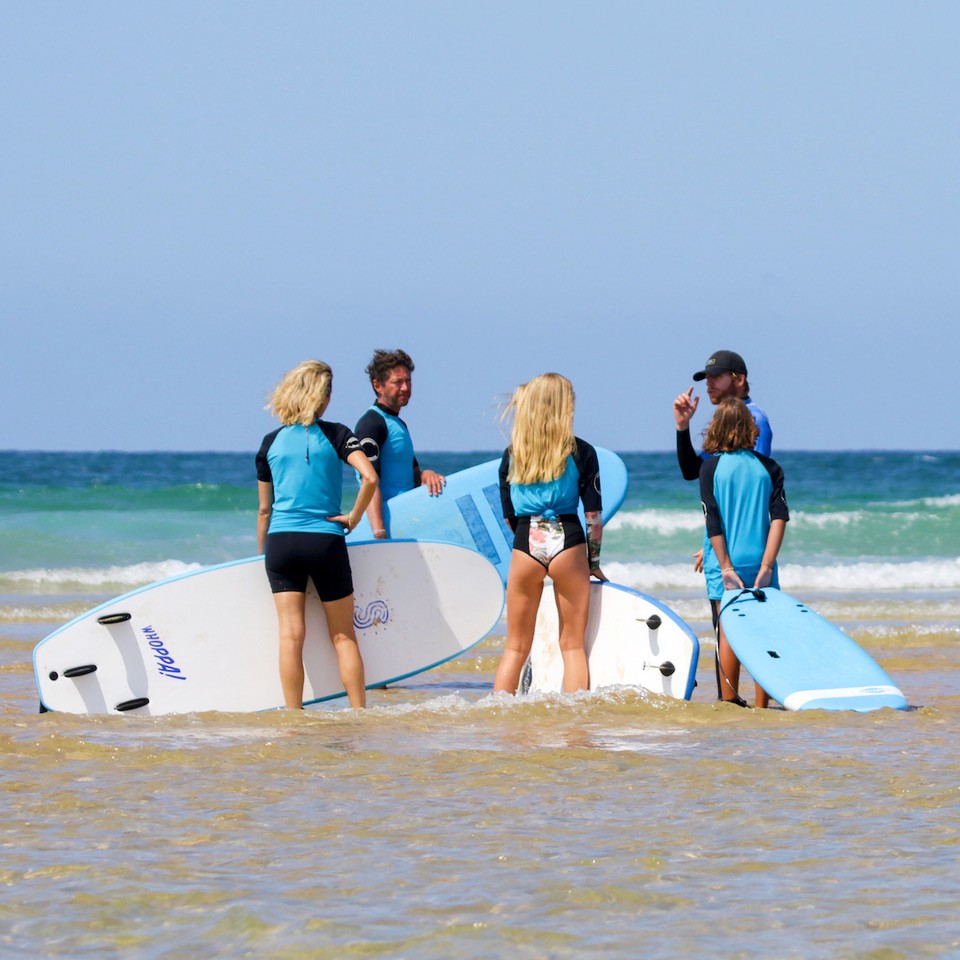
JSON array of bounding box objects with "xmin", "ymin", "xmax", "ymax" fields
[
  {"xmin": 355, "ymin": 348, "xmax": 446, "ymax": 539},
  {"xmin": 672, "ymin": 349, "xmax": 774, "ymax": 702}
]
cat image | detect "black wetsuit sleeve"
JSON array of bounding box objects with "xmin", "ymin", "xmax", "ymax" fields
[
  {"xmin": 698, "ymin": 457, "xmax": 723, "ymax": 538},
  {"xmin": 319, "ymin": 421, "xmax": 363, "ymax": 463},
  {"xmin": 755, "ymin": 452, "xmax": 790, "ymax": 523},
  {"xmin": 498, "ymin": 449, "xmax": 517, "ymax": 532},
  {"xmin": 676, "ymin": 428, "xmax": 703, "ymax": 481},
  {"xmin": 255, "ymin": 429, "xmax": 282, "ymax": 484},
  {"xmin": 573, "ymin": 438, "xmax": 602, "ymax": 514},
  {"xmin": 354, "ymin": 409, "xmax": 388, "ymax": 477}
]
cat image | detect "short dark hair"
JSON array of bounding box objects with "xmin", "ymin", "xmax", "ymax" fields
[{"xmin": 366, "ymin": 349, "xmax": 414, "ymax": 385}]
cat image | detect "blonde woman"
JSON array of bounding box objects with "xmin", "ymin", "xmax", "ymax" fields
[
  {"xmin": 494, "ymin": 373, "xmax": 607, "ymax": 694},
  {"xmin": 256, "ymin": 360, "xmax": 378, "ymax": 709}
]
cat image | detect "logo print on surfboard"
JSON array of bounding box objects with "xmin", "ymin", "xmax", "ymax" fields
[
  {"xmin": 141, "ymin": 626, "xmax": 187, "ymax": 680},
  {"xmin": 354, "ymin": 600, "xmax": 390, "ymax": 630}
]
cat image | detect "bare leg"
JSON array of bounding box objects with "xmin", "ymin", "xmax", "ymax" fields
[
  {"xmin": 322, "ymin": 594, "xmax": 366, "ymax": 708},
  {"xmin": 494, "ymin": 551, "xmax": 547, "ymax": 694},
  {"xmin": 754, "ymin": 684, "xmax": 770, "ymax": 708},
  {"xmin": 273, "ymin": 591, "xmax": 307, "ymax": 709},
  {"xmin": 548, "ymin": 546, "xmax": 591, "ymax": 692},
  {"xmin": 717, "ymin": 620, "xmax": 742, "ymax": 702}
]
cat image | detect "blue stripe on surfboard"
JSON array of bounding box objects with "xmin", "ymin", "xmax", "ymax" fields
[
  {"xmin": 455, "ymin": 494, "xmax": 500, "ymax": 564},
  {"xmin": 481, "ymin": 483, "xmax": 515, "ymax": 547}
]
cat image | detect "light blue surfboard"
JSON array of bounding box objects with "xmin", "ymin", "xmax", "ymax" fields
[
  {"xmin": 719, "ymin": 587, "xmax": 907, "ymax": 712},
  {"xmin": 348, "ymin": 448, "xmax": 629, "ymax": 584}
]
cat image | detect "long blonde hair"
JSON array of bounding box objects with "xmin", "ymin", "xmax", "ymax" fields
[
  {"xmin": 504, "ymin": 373, "xmax": 576, "ymax": 485},
  {"xmin": 266, "ymin": 360, "xmax": 333, "ymax": 426}
]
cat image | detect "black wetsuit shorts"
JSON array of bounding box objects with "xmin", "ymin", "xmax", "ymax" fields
[{"xmin": 264, "ymin": 532, "xmax": 353, "ymax": 601}]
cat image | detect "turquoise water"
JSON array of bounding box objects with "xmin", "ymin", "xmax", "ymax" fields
[
  {"xmin": 3, "ymin": 449, "xmax": 958, "ymax": 580},
  {"xmin": 2, "ymin": 449, "xmax": 959, "ymax": 958}
]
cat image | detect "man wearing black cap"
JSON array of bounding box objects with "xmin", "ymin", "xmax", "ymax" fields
[
  {"xmin": 673, "ymin": 349, "xmax": 772, "ymax": 480},
  {"xmin": 673, "ymin": 350, "xmax": 773, "ymax": 706}
]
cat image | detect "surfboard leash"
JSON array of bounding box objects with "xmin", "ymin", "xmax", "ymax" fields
[{"xmin": 714, "ymin": 589, "xmax": 766, "ymax": 707}]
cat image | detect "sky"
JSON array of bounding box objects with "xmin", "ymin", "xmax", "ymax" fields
[{"xmin": 2, "ymin": 1, "xmax": 957, "ymax": 453}]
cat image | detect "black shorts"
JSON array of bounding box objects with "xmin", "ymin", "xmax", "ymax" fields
[
  {"xmin": 512, "ymin": 514, "xmax": 586, "ymax": 569},
  {"xmin": 264, "ymin": 532, "xmax": 353, "ymax": 601}
]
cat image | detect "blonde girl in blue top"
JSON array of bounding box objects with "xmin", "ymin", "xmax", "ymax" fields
[
  {"xmin": 256, "ymin": 360, "xmax": 378, "ymax": 709},
  {"xmin": 494, "ymin": 373, "xmax": 607, "ymax": 695}
]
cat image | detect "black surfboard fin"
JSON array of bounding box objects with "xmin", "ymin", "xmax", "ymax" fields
[
  {"xmin": 114, "ymin": 698, "xmax": 150, "ymax": 712},
  {"xmin": 97, "ymin": 612, "xmax": 132, "ymax": 625},
  {"xmin": 63, "ymin": 665, "xmax": 98, "ymax": 678}
]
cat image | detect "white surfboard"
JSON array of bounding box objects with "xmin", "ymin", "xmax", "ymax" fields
[
  {"xmin": 34, "ymin": 540, "xmax": 505, "ymax": 715},
  {"xmin": 524, "ymin": 581, "xmax": 699, "ymax": 699}
]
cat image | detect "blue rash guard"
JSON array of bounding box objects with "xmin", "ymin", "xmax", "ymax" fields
[
  {"xmin": 354, "ymin": 403, "xmax": 419, "ymax": 502},
  {"xmin": 676, "ymin": 396, "xmax": 773, "ymax": 581},
  {"xmin": 256, "ymin": 420, "xmax": 361, "ymax": 536},
  {"xmin": 745, "ymin": 399, "xmax": 772, "ymax": 457},
  {"xmin": 498, "ymin": 438, "xmax": 602, "ymax": 525},
  {"xmin": 699, "ymin": 449, "xmax": 789, "ymax": 601}
]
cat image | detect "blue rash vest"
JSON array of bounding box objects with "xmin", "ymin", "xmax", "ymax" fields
[
  {"xmin": 698, "ymin": 449, "xmax": 789, "ymax": 601},
  {"xmin": 675, "ymin": 396, "xmax": 773, "ymax": 584},
  {"xmin": 256, "ymin": 420, "xmax": 361, "ymax": 536},
  {"xmin": 744, "ymin": 399, "xmax": 772, "ymax": 457},
  {"xmin": 355, "ymin": 403, "xmax": 418, "ymax": 501},
  {"xmin": 498, "ymin": 438, "xmax": 602, "ymax": 524}
]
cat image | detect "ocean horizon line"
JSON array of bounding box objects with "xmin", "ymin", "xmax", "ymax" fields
[{"xmin": 2, "ymin": 447, "xmax": 958, "ymax": 456}]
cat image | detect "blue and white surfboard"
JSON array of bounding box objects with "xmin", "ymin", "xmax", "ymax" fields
[
  {"xmin": 349, "ymin": 448, "xmax": 629, "ymax": 584},
  {"xmin": 719, "ymin": 587, "xmax": 907, "ymax": 712}
]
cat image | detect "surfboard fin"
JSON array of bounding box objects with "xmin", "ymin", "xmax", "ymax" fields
[
  {"xmin": 62, "ymin": 664, "xmax": 98, "ymax": 678},
  {"xmin": 97, "ymin": 612, "xmax": 132, "ymax": 625},
  {"xmin": 643, "ymin": 660, "xmax": 676, "ymax": 677},
  {"xmin": 115, "ymin": 698, "xmax": 150, "ymax": 712},
  {"xmin": 636, "ymin": 614, "xmax": 662, "ymax": 629}
]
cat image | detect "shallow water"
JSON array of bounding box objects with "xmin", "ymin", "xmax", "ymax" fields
[
  {"xmin": 3, "ymin": 449, "xmax": 958, "ymax": 957},
  {"xmin": 3, "ymin": 596, "xmax": 960, "ymax": 959}
]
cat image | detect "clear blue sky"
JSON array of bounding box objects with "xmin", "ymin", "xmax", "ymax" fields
[{"xmin": 2, "ymin": 2, "xmax": 957, "ymax": 452}]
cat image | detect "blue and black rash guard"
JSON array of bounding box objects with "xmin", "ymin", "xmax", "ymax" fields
[
  {"xmin": 256, "ymin": 420, "xmax": 361, "ymax": 536},
  {"xmin": 699, "ymin": 449, "xmax": 789, "ymax": 601},
  {"xmin": 498, "ymin": 438, "xmax": 602, "ymax": 530},
  {"xmin": 354, "ymin": 403, "xmax": 421, "ymax": 500}
]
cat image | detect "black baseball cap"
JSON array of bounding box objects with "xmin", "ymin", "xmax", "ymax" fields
[{"xmin": 692, "ymin": 350, "xmax": 747, "ymax": 381}]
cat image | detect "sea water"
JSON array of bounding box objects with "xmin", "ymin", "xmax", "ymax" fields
[{"xmin": 1, "ymin": 450, "xmax": 959, "ymax": 958}]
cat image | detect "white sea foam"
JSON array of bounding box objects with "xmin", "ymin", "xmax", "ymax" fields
[
  {"xmin": 606, "ymin": 506, "xmax": 948, "ymax": 536},
  {"xmin": 789, "ymin": 510, "xmax": 860, "ymax": 529},
  {"xmin": 0, "ymin": 560, "xmax": 202, "ymax": 590},
  {"xmin": 606, "ymin": 509, "xmax": 702, "ymax": 535},
  {"xmin": 604, "ymin": 558, "xmax": 960, "ymax": 592},
  {"xmin": 922, "ymin": 493, "xmax": 960, "ymax": 508}
]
